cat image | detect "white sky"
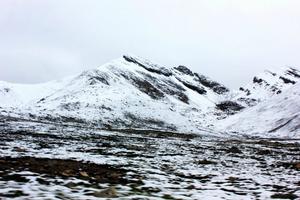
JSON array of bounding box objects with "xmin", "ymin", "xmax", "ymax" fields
[{"xmin": 0, "ymin": 0, "xmax": 300, "ymax": 89}]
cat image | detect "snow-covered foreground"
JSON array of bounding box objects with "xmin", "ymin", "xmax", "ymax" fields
[{"xmin": 0, "ymin": 120, "xmax": 299, "ymax": 200}]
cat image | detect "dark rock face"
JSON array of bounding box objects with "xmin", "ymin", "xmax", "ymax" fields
[
  {"xmin": 194, "ymin": 73, "xmax": 229, "ymax": 94},
  {"xmin": 131, "ymin": 77, "xmax": 165, "ymax": 100},
  {"xmin": 123, "ymin": 55, "xmax": 172, "ymax": 76},
  {"xmin": 270, "ymin": 85, "xmax": 280, "ymax": 93},
  {"xmin": 120, "ymin": 72, "xmax": 165, "ymax": 100},
  {"xmin": 237, "ymin": 97, "xmax": 257, "ymax": 107},
  {"xmin": 239, "ymin": 87, "xmax": 251, "ymax": 96},
  {"xmin": 173, "ymin": 65, "xmax": 229, "ymax": 95},
  {"xmin": 160, "ymin": 80, "xmax": 189, "ymax": 104},
  {"xmin": 253, "ymin": 76, "xmax": 265, "ymax": 84},
  {"xmin": 286, "ymin": 68, "xmax": 300, "ymax": 78},
  {"xmin": 174, "ymin": 65, "xmax": 194, "ymax": 76},
  {"xmin": 280, "ymin": 76, "xmax": 296, "ymax": 84},
  {"xmin": 138, "ymin": 72, "xmax": 189, "ymax": 104},
  {"xmin": 121, "ymin": 70, "xmax": 190, "ymax": 103},
  {"xmin": 88, "ymin": 75, "xmax": 109, "ymax": 85},
  {"xmin": 79, "ymin": 70, "xmax": 110, "ymax": 86},
  {"xmin": 216, "ymin": 101, "xmax": 245, "ymax": 112},
  {"xmin": 37, "ymin": 98, "xmax": 46, "ymax": 103},
  {"xmin": 180, "ymin": 81, "xmax": 207, "ymax": 95}
]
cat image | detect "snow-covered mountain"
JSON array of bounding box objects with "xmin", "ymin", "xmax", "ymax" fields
[
  {"xmin": 0, "ymin": 55, "xmax": 230, "ymax": 134},
  {"xmin": 0, "ymin": 55, "xmax": 299, "ymax": 137},
  {"xmin": 232, "ymin": 67, "xmax": 300, "ymax": 107},
  {"xmin": 217, "ymin": 82, "xmax": 300, "ymax": 138}
]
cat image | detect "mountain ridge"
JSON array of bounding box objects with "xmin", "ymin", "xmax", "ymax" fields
[{"xmin": 0, "ymin": 55, "xmax": 299, "ymax": 137}]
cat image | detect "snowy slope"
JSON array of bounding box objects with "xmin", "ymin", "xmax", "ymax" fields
[
  {"xmin": 0, "ymin": 55, "xmax": 299, "ymax": 138},
  {"xmin": 217, "ymin": 82, "xmax": 300, "ymax": 138},
  {"xmin": 0, "ymin": 55, "xmax": 230, "ymax": 134},
  {"xmin": 0, "ymin": 77, "xmax": 74, "ymax": 107},
  {"xmin": 232, "ymin": 67, "xmax": 300, "ymax": 107}
]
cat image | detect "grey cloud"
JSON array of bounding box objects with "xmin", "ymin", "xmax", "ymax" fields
[{"xmin": 0, "ymin": 0, "xmax": 300, "ymax": 88}]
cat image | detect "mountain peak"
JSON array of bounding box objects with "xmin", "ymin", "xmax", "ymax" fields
[
  {"xmin": 1, "ymin": 56, "xmax": 298, "ymax": 137},
  {"xmin": 123, "ymin": 54, "xmax": 173, "ymax": 76},
  {"xmin": 234, "ymin": 66, "xmax": 300, "ymax": 107}
]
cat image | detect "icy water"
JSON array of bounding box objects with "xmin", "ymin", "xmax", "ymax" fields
[{"xmin": 0, "ymin": 122, "xmax": 299, "ymax": 199}]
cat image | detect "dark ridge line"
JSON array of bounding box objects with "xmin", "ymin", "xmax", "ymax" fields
[
  {"xmin": 268, "ymin": 115, "xmax": 298, "ymax": 133},
  {"xmin": 123, "ymin": 55, "xmax": 172, "ymax": 77},
  {"xmin": 174, "ymin": 78, "xmax": 207, "ymax": 95}
]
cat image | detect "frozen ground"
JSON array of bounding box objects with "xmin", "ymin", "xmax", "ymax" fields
[{"xmin": 0, "ymin": 120, "xmax": 299, "ymax": 199}]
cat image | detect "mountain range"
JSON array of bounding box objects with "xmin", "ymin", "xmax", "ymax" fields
[{"xmin": 0, "ymin": 55, "xmax": 299, "ymax": 138}]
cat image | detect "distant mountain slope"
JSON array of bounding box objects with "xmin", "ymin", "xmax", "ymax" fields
[
  {"xmin": 232, "ymin": 67, "xmax": 300, "ymax": 107},
  {"xmin": 0, "ymin": 55, "xmax": 299, "ymax": 138},
  {"xmin": 0, "ymin": 79, "xmax": 71, "ymax": 107},
  {"xmin": 0, "ymin": 55, "xmax": 230, "ymax": 134},
  {"xmin": 217, "ymin": 82, "xmax": 300, "ymax": 138}
]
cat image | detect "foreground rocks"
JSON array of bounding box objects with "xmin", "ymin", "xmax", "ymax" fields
[
  {"xmin": 0, "ymin": 157, "xmax": 128, "ymax": 184},
  {"xmin": 0, "ymin": 121, "xmax": 299, "ymax": 199}
]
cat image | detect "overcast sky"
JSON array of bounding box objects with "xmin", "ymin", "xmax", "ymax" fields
[{"xmin": 0, "ymin": 0, "xmax": 300, "ymax": 89}]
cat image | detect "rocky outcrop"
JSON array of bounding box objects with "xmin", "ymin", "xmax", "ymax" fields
[
  {"xmin": 217, "ymin": 82, "xmax": 300, "ymax": 138},
  {"xmin": 123, "ymin": 55, "xmax": 172, "ymax": 76},
  {"xmin": 233, "ymin": 67, "xmax": 300, "ymax": 107}
]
